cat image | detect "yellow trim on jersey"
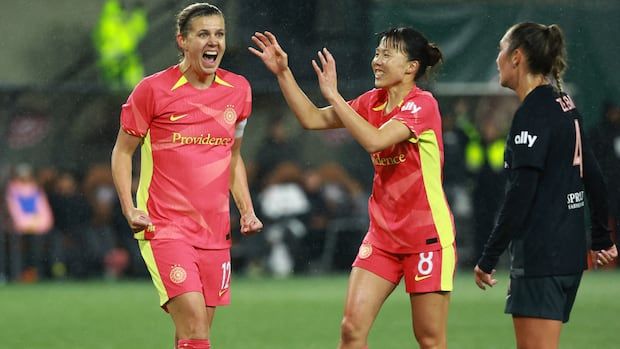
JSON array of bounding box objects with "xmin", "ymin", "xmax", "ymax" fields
[
  {"xmin": 418, "ymin": 130, "xmax": 455, "ymax": 248},
  {"xmin": 372, "ymin": 101, "xmax": 387, "ymax": 111},
  {"xmin": 171, "ymin": 75, "xmax": 188, "ymax": 91},
  {"xmin": 134, "ymin": 131, "xmax": 153, "ymax": 240},
  {"xmin": 440, "ymin": 243, "xmax": 456, "ymax": 290},
  {"xmin": 214, "ymin": 75, "xmax": 234, "ymax": 87},
  {"xmin": 139, "ymin": 240, "xmax": 169, "ymax": 306}
]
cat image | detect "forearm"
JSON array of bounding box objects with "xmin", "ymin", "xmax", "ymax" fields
[
  {"xmin": 111, "ymin": 144, "xmax": 136, "ymax": 216},
  {"xmin": 328, "ymin": 95, "xmax": 391, "ymax": 153},
  {"xmin": 229, "ymin": 155, "xmax": 255, "ymax": 216},
  {"xmin": 276, "ymin": 68, "xmax": 341, "ymax": 130},
  {"xmin": 478, "ymin": 168, "xmax": 539, "ymax": 273},
  {"xmin": 582, "ymin": 135, "xmax": 614, "ymax": 249}
]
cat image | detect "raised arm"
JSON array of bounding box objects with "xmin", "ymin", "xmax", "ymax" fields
[
  {"xmin": 111, "ymin": 128, "xmax": 151, "ymax": 232},
  {"xmin": 249, "ymin": 31, "xmax": 342, "ymax": 130},
  {"xmin": 312, "ymin": 48, "xmax": 412, "ymax": 153}
]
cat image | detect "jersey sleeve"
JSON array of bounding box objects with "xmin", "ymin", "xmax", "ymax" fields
[
  {"xmin": 392, "ymin": 96, "xmax": 438, "ymax": 140},
  {"xmin": 509, "ymin": 106, "xmax": 550, "ymax": 170},
  {"xmin": 238, "ymin": 78, "xmax": 252, "ymax": 123},
  {"xmin": 120, "ymin": 79, "xmax": 155, "ymax": 137},
  {"xmin": 347, "ymin": 92, "xmax": 371, "ymax": 121}
]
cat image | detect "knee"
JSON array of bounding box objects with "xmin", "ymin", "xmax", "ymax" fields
[
  {"xmin": 177, "ymin": 311, "xmax": 209, "ymax": 339},
  {"xmin": 340, "ymin": 316, "xmax": 366, "ymax": 344},
  {"xmin": 414, "ymin": 332, "xmax": 445, "ymax": 349}
]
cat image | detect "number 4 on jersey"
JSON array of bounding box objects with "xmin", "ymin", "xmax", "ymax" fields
[{"xmin": 573, "ymin": 120, "xmax": 583, "ymax": 178}]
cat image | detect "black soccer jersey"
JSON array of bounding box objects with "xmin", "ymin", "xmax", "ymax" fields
[{"xmin": 478, "ymin": 85, "xmax": 613, "ymax": 277}]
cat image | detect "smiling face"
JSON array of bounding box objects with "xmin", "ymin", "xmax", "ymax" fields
[
  {"xmin": 371, "ymin": 37, "xmax": 416, "ymax": 89},
  {"xmin": 177, "ymin": 14, "xmax": 226, "ymax": 80}
]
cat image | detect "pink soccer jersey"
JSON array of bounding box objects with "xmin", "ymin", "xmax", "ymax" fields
[
  {"xmin": 120, "ymin": 65, "xmax": 251, "ymax": 249},
  {"xmin": 349, "ymin": 87, "xmax": 455, "ymax": 253}
]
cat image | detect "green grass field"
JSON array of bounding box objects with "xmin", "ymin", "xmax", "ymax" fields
[{"xmin": 0, "ymin": 270, "xmax": 618, "ymax": 349}]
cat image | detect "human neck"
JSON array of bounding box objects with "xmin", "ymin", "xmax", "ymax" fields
[
  {"xmin": 515, "ymin": 73, "xmax": 548, "ymax": 101},
  {"xmin": 179, "ymin": 61, "xmax": 215, "ymax": 89},
  {"xmin": 385, "ymin": 81, "xmax": 416, "ymax": 113}
]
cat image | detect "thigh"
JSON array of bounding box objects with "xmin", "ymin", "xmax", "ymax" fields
[
  {"xmin": 197, "ymin": 248, "xmax": 231, "ymax": 306},
  {"xmin": 403, "ymin": 243, "xmax": 456, "ymax": 293},
  {"xmin": 342, "ymin": 267, "xmax": 398, "ymax": 328},
  {"xmin": 139, "ymin": 239, "xmax": 203, "ymax": 308},
  {"xmin": 167, "ymin": 291, "xmax": 210, "ymax": 339},
  {"xmin": 513, "ymin": 317, "xmax": 562, "ymax": 349},
  {"xmin": 410, "ymin": 292, "xmax": 450, "ymax": 344},
  {"xmin": 505, "ymin": 273, "xmax": 582, "ymax": 323}
]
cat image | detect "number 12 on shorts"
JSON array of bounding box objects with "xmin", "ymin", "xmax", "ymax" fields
[{"xmin": 220, "ymin": 261, "xmax": 231, "ymax": 296}]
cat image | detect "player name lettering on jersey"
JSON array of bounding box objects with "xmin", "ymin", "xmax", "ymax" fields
[
  {"xmin": 566, "ymin": 190, "xmax": 585, "ymax": 210},
  {"xmin": 171, "ymin": 132, "xmax": 232, "ymax": 146},
  {"xmin": 371, "ymin": 153, "xmax": 406, "ymax": 166},
  {"xmin": 556, "ymin": 95, "xmax": 576, "ymax": 112},
  {"xmin": 401, "ymin": 101, "xmax": 422, "ymax": 114},
  {"xmin": 514, "ymin": 131, "xmax": 537, "ymax": 148}
]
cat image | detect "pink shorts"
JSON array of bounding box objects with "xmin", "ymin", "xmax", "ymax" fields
[
  {"xmin": 138, "ymin": 239, "xmax": 232, "ymax": 309},
  {"xmin": 352, "ymin": 240, "xmax": 456, "ymax": 293}
]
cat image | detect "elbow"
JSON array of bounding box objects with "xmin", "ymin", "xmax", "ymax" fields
[
  {"xmin": 299, "ymin": 120, "xmax": 316, "ymax": 130},
  {"xmin": 363, "ymin": 141, "xmax": 386, "ymax": 154}
]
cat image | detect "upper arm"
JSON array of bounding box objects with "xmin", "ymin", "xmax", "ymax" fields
[
  {"xmin": 232, "ymin": 136, "xmax": 243, "ymax": 157},
  {"xmin": 314, "ymin": 105, "xmax": 344, "ymax": 129},
  {"xmin": 113, "ymin": 128, "xmax": 142, "ymax": 157}
]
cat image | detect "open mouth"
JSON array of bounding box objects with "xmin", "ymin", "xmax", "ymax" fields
[{"xmin": 202, "ymin": 51, "xmax": 218, "ymax": 64}]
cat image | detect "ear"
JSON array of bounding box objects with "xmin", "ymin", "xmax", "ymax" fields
[
  {"xmin": 176, "ymin": 33, "xmax": 186, "ymax": 52},
  {"xmin": 511, "ymin": 48, "xmax": 523, "ymax": 68},
  {"xmin": 406, "ymin": 60, "xmax": 419, "ymax": 75}
]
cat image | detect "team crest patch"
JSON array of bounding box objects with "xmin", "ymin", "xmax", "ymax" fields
[
  {"xmin": 170, "ymin": 265, "xmax": 187, "ymax": 284},
  {"xmin": 358, "ymin": 243, "xmax": 373, "ymax": 259},
  {"xmin": 223, "ymin": 105, "xmax": 237, "ymax": 124}
]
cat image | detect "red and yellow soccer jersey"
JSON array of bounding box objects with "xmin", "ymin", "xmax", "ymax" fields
[
  {"xmin": 349, "ymin": 87, "xmax": 455, "ymax": 253},
  {"xmin": 120, "ymin": 65, "xmax": 251, "ymax": 249}
]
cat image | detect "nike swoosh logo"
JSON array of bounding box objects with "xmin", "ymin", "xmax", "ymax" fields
[
  {"xmin": 218, "ymin": 288, "xmax": 228, "ymax": 297},
  {"xmin": 170, "ymin": 114, "xmax": 188, "ymax": 121},
  {"xmin": 414, "ymin": 274, "xmax": 432, "ymax": 282}
]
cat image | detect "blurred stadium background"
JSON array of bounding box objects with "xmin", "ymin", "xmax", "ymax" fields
[{"xmin": 0, "ymin": 0, "xmax": 619, "ymax": 347}]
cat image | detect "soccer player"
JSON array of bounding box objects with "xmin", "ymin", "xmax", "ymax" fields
[
  {"xmin": 251, "ymin": 28, "xmax": 456, "ymax": 349},
  {"xmin": 474, "ymin": 22, "xmax": 618, "ymax": 349},
  {"xmin": 111, "ymin": 3, "xmax": 262, "ymax": 349}
]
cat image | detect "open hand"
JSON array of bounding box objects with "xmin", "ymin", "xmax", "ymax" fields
[
  {"xmin": 249, "ymin": 31, "xmax": 289, "ymax": 75},
  {"xmin": 311, "ymin": 48, "xmax": 340, "ymax": 102}
]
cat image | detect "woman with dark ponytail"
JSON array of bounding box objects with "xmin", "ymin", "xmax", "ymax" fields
[
  {"xmin": 251, "ymin": 27, "xmax": 455, "ymax": 349},
  {"xmin": 474, "ymin": 22, "xmax": 617, "ymax": 349}
]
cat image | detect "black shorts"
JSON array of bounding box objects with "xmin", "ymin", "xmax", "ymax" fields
[{"xmin": 504, "ymin": 272, "xmax": 582, "ymax": 323}]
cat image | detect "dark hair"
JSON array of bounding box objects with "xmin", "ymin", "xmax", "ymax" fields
[
  {"xmin": 176, "ymin": 2, "xmax": 223, "ymax": 37},
  {"xmin": 378, "ymin": 27, "xmax": 443, "ymax": 80},
  {"xmin": 506, "ymin": 22, "xmax": 567, "ymax": 91}
]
